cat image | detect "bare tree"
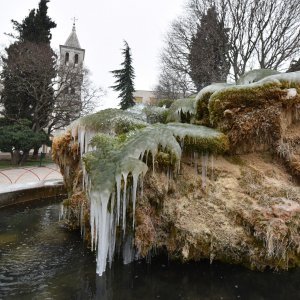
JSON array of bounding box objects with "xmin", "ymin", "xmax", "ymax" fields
[
  {"xmin": 0, "ymin": 41, "xmax": 103, "ymax": 134},
  {"xmin": 159, "ymin": 0, "xmax": 300, "ymax": 85},
  {"xmin": 158, "ymin": 16, "xmax": 197, "ymax": 95},
  {"xmin": 225, "ymin": 0, "xmax": 300, "ymax": 80},
  {"xmin": 48, "ymin": 65, "xmax": 103, "ymax": 133},
  {"xmin": 154, "ymin": 65, "xmax": 194, "ymax": 100}
]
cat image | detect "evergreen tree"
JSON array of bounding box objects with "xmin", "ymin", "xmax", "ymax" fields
[
  {"xmin": 287, "ymin": 58, "xmax": 300, "ymax": 73},
  {"xmin": 111, "ymin": 41, "xmax": 135, "ymax": 110},
  {"xmin": 0, "ymin": 119, "xmax": 49, "ymax": 165},
  {"xmin": 0, "ymin": 0, "xmax": 56, "ymax": 160},
  {"xmin": 1, "ymin": 0, "xmax": 56, "ymax": 131},
  {"xmin": 1, "ymin": 42, "xmax": 56, "ymax": 131},
  {"xmin": 188, "ymin": 6, "xmax": 230, "ymax": 91},
  {"xmin": 11, "ymin": 0, "xmax": 56, "ymax": 43}
]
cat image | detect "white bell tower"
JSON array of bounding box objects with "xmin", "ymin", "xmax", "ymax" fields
[
  {"xmin": 58, "ymin": 20, "xmax": 86, "ymax": 124},
  {"xmin": 60, "ymin": 20, "xmax": 85, "ymax": 68}
]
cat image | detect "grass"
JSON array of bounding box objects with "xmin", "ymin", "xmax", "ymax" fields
[{"xmin": 0, "ymin": 157, "xmax": 54, "ymax": 169}]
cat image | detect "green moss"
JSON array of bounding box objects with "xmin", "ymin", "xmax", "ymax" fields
[
  {"xmin": 74, "ymin": 108, "xmax": 147, "ymax": 135},
  {"xmin": 208, "ymin": 82, "xmax": 284, "ymax": 126},
  {"xmin": 166, "ymin": 123, "xmax": 229, "ymax": 154},
  {"xmin": 155, "ymin": 151, "xmax": 177, "ymax": 170},
  {"xmin": 63, "ymin": 198, "xmax": 71, "ymax": 207},
  {"xmin": 89, "ymin": 133, "xmax": 124, "ymax": 159},
  {"xmin": 156, "ymin": 99, "xmax": 174, "ymax": 108},
  {"xmin": 143, "ymin": 106, "xmax": 169, "ymax": 124},
  {"xmin": 167, "ymin": 98, "xmax": 196, "ymax": 123},
  {"xmin": 195, "ymin": 92, "xmax": 212, "ymax": 126},
  {"xmin": 194, "ymin": 83, "xmax": 232, "ymax": 126}
]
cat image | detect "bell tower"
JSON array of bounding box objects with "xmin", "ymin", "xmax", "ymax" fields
[
  {"xmin": 60, "ymin": 20, "xmax": 85, "ymax": 68},
  {"xmin": 58, "ymin": 20, "xmax": 85, "ymax": 124}
]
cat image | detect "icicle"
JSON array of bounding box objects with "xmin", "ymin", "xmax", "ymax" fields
[
  {"xmin": 145, "ymin": 150, "xmax": 149, "ymax": 165},
  {"xmin": 211, "ymin": 154, "xmax": 214, "ymax": 181},
  {"xmin": 96, "ymin": 191, "xmax": 111, "ymax": 276},
  {"xmin": 82, "ymin": 163, "xmax": 86, "ymax": 189},
  {"xmin": 108, "ymin": 193, "xmax": 116, "ymax": 267},
  {"xmin": 201, "ymin": 153, "xmax": 206, "ymax": 189},
  {"xmin": 85, "ymin": 131, "xmax": 89, "ymax": 154},
  {"xmin": 78, "ymin": 126, "xmax": 85, "ymax": 157},
  {"xmin": 71, "ymin": 125, "xmax": 77, "ymax": 141},
  {"xmin": 151, "ymin": 148, "xmax": 157, "ymax": 173},
  {"xmin": 205, "ymin": 153, "xmax": 208, "ymax": 178},
  {"xmin": 58, "ymin": 203, "xmax": 64, "ymax": 221},
  {"xmin": 123, "ymin": 234, "xmax": 134, "ymax": 265},
  {"xmin": 152, "ymin": 153, "xmax": 155, "ymax": 173},
  {"xmin": 180, "ymin": 137, "xmax": 184, "ymax": 149},
  {"xmin": 166, "ymin": 166, "xmax": 170, "ymax": 191},
  {"xmin": 122, "ymin": 172, "xmax": 129, "ymax": 236},
  {"xmin": 194, "ymin": 152, "xmax": 198, "ymax": 174},
  {"xmin": 131, "ymin": 171, "xmax": 139, "ymax": 229},
  {"xmin": 90, "ymin": 195, "xmax": 95, "ymax": 251},
  {"xmin": 80, "ymin": 202, "xmax": 84, "ymax": 236},
  {"xmin": 140, "ymin": 173, "xmax": 144, "ymax": 200},
  {"xmin": 115, "ymin": 174, "xmax": 121, "ymax": 226}
]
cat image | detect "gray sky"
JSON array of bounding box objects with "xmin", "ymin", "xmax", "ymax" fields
[{"xmin": 0, "ymin": 0, "xmax": 185, "ymax": 109}]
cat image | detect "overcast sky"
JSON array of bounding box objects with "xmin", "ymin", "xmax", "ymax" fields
[{"xmin": 0, "ymin": 0, "xmax": 185, "ymax": 109}]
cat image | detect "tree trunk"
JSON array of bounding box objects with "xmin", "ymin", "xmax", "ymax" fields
[
  {"xmin": 19, "ymin": 150, "xmax": 29, "ymax": 166},
  {"xmin": 32, "ymin": 146, "xmax": 39, "ymax": 159},
  {"xmin": 11, "ymin": 150, "xmax": 21, "ymax": 165}
]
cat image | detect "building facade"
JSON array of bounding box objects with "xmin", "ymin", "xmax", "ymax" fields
[{"xmin": 133, "ymin": 90, "xmax": 157, "ymax": 105}]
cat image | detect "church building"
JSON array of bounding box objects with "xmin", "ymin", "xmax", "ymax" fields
[
  {"xmin": 60, "ymin": 22, "xmax": 85, "ymax": 69},
  {"xmin": 58, "ymin": 21, "xmax": 85, "ymax": 122}
]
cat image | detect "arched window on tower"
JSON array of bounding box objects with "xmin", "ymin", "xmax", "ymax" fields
[
  {"xmin": 74, "ymin": 54, "xmax": 79, "ymax": 65},
  {"xmin": 65, "ymin": 52, "xmax": 69, "ymax": 65}
]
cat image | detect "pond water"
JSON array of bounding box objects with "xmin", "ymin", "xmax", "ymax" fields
[{"xmin": 0, "ymin": 199, "xmax": 299, "ymax": 300}]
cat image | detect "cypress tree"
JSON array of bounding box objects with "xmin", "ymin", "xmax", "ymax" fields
[
  {"xmin": 11, "ymin": 0, "xmax": 56, "ymax": 43},
  {"xmin": 111, "ymin": 41, "xmax": 135, "ymax": 110},
  {"xmin": 189, "ymin": 6, "xmax": 230, "ymax": 91},
  {"xmin": 287, "ymin": 58, "xmax": 300, "ymax": 72},
  {"xmin": 1, "ymin": 0, "xmax": 56, "ymax": 131}
]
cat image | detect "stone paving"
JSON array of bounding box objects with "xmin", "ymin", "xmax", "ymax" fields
[{"xmin": 0, "ymin": 164, "xmax": 63, "ymax": 193}]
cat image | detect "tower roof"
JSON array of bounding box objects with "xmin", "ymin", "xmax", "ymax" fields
[{"xmin": 64, "ymin": 23, "xmax": 81, "ymax": 49}]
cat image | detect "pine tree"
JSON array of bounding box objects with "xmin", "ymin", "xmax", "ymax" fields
[
  {"xmin": 111, "ymin": 41, "xmax": 135, "ymax": 110},
  {"xmin": 188, "ymin": 6, "xmax": 230, "ymax": 91}
]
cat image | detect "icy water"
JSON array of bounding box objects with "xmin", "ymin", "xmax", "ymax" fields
[{"xmin": 0, "ymin": 200, "xmax": 299, "ymax": 300}]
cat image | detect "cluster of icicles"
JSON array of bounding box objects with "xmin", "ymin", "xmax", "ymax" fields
[{"xmin": 70, "ymin": 122, "xmax": 223, "ymax": 276}]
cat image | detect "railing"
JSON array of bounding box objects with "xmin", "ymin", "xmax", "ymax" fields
[{"xmin": 0, "ymin": 165, "xmax": 62, "ymax": 184}]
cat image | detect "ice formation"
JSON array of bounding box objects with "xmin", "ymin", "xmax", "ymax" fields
[
  {"xmin": 68, "ymin": 115, "xmax": 227, "ymax": 276},
  {"xmin": 142, "ymin": 105, "xmax": 168, "ymax": 124},
  {"xmin": 195, "ymin": 71, "xmax": 300, "ymax": 126},
  {"xmin": 53, "ymin": 71, "xmax": 300, "ymax": 274},
  {"xmin": 168, "ymin": 98, "xmax": 196, "ymax": 122},
  {"xmin": 237, "ymin": 69, "xmax": 280, "ymax": 85},
  {"xmin": 259, "ymin": 71, "xmax": 300, "ymax": 86},
  {"xmin": 195, "ymin": 83, "xmax": 231, "ymax": 102}
]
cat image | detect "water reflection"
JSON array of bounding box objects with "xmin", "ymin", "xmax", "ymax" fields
[{"xmin": 0, "ymin": 200, "xmax": 299, "ymax": 299}]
